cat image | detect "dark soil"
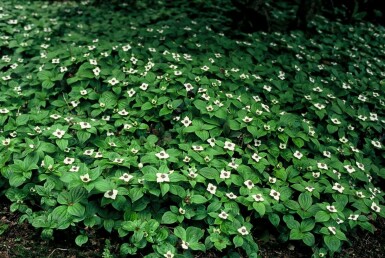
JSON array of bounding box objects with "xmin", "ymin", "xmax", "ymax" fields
[{"xmin": 1, "ymin": 199, "xmax": 385, "ymax": 258}]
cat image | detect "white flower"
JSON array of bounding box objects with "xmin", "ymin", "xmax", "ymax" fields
[
  {"xmin": 252, "ymin": 194, "xmax": 264, "ymax": 202},
  {"xmin": 226, "ymin": 192, "xmax": 237, "ymax": 199},
  {"xmin": 69, "ymin": 166, "xmax": 80, "ymax": 172},
  {"xmin": 179, "ymin": 207, "xmax": 185, "ymax": 214},
  {"xmin": 323, "ymin": 151, "xmax": 331, "ymax": 158},
  {"xmin": 314, "ymin": 103, "xmax": 326, "ymax": 110},
  {"xmin": 181, "ymin": 116, "xmax": 192, "ymax": 127},
  {"xmin": 224, "ymin": 141, "xmax": 235, "ymax": 151},
  {"xmin": 326, "ymin": 205, "xmax": 337, "ymax": 213},
  {"xmin": 251, "ymin": 153, "xmax": 262, "ymax": 162},
  {"xmin": 118, "ymin": 109, "xmax": 129, "ymax": 116},
  {"xmin": 312, "ymin": 172, "xmax": 320, "ymax": 178},
  {"xmin": 50, "ymin": 114, "xmax": 61, "ymax": 119},
  {"xmin": 328, "ymin": 226, "xmax": 337, "ymax": 235},
  {"xmin": 181, "ymin": 240, "xmax": 189, "ymax": 250},
  {"xmin": 192, "ymin": 145, "xmax": 204, "ymax": 151},
  {"xmin": 93, "ymin": 67, "xmax": 101, "ymax": 76},
  {"xmin": 270, "ymin": 189, "xmax": 280, "ymax": 201},
  {"xmin": 156, "ymin": 173, "xmax": 170, "ymax": 183},
  {"xmin": 79, "ymin": 122, "xmax": 91, "ymax": 129},
  {"xmin": 228, "ymin": 159, "xmax": 239, "ymax": 169},
  {"xmin": 207, "ymin": 183, "xmax": 217, "ymax": 194},
  {"xmin": 63, "ymin": 157, "xmax": 75, "ymax": 165},
  {"xmin": 108, "ymin": 77, "xmax": 119, "ymax": 86},
  {"xmin": 242, "ymin": 116, "xmax": 253, "ymax": 123},
  {"xmin": 332, "ymin": 183, "xmax": 344, "ymax": 193},
  {"xmin": 104, "ymin": 189, "xmax": 118, "ymax": 200},
  {"xmin": 84, "ymin": 149, "xmax": 94, "ymax": 156},
  {"xmin": 140, "ymin": 83, "xmax": 148, "ymax": 91},
  {"xmin": 163, "ymin": 251, "xmax": 174, "ymax": 258},
  {"xmin": 207, "ymin": 138, "xmax": 216, "ymax": 147},
  {"xmin": 344, "ymin": 165, "xmax": 355, "ymax": 174},
  {"xmin": 2, "ymin": 138, "xmax": 11, "ymax": 146},
  {"xmin": 356, "ymin": 162, "xmax": 365, "ymax": 171},
  {"xmin": 331, "ymin": 118, "xmax": 341, "ymax": 125},
  {"xmin": 293, "ymin": 151, "xmax": 303, "ymax": 159},
  {"xmin": 119, "ymin": 173, "xmax": 134, "ymax": 182},
  {"xmin": 218, "ymin": 211, "xmax": 229, "ymax": 219},
  {"xmin": 155, "ymin": 150, "xmax": 169, "ymax": 159},
  {"xmin": 356, "ymin": 191, "xmax": 365, "ymax": 198},
  {"xmin": 113, "ymin": 158, "xmax": 124, "ymax": 164},
  {"xmin": 80, "ymin": 173, "xmax": 91, "ymax": 183},
  {"xmin": 348, "ymin": 214, "xmax": 359, "ymax": 221},
  {"xmin": 371, "ymin": 140, "xmax": 382, "ymax": 148},
  {"xmin": 317, "ymin": 162, "xmax": 328, "ymax": 170},
  {"xmin": 0, "ymin": 108, "xmax": 10, "ymax": 114},
  {"xmin": 269, "ymin": 176, "xmax": 277, "ymax": 184},
  {"xmin": 220, "ymin": 170, "xmax": 231, "ymax": 179},
  {"xmin": 52, "ymin": 129, "xmax": 65, "ymax": 138},
  {"xmin": 305, "ymin": 186, "xmax": 315, "ymax": 192},
  {"xmin": 244, "ymin": 180, "xmax": 254, "ymax": 189},
  {"xmin": 183, "ymin": 156, "xmax": 191, "ymax": 163},
  {"xmin": 371, "ymin": 202, "xmax": 381, "ymax": 213},
  {"xmin": 237, "ymin": 226, "xmax": 249, "ymax": 236},
  {"xmin": 184, "ymin": 83, "xmax": 194, "ymax": 91}
]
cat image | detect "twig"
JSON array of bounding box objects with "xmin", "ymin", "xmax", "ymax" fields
[{"xmin": 47, "ymin": 248, "xmax": 68, "ymax": 258}]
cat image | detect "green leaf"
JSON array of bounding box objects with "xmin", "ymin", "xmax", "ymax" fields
[
  {"xmin": 252, "ymin": 202, "xmax": 266, "ymax": 217},
  {"xmin": 289, "ymin": 229, "xmax": 303, "ymax": 240},
  {"xmin": 104, "ymin": 219, "xmax": 115, "ymax": 233},
  {"xmin": 195, "ymin": 130, "xmax": 209, "ymax": 141},
  {"xmin": 233, "ymin": 235, "xmax": 244, "ymax": 247},
  {"xmin": 161, "ymin": 211, "xmax": 178, "ymax": 224},
  {"xmin": 298, "ymin": 192, "xmax": 312, "ymax": 211},
  {"xmin": 268, "ymin": 213, "xmax": 280, "ymax": 227},
  {"xmin": 191, "ymin": 195, "xmax": 208, "ymax": 204},
  {"xmin": 174, "ymin": 226, "xmax": 186, "ymax": 240},
  {"xmin": 324, "ymin": 235, "xmax": 341, "ymax": 252},
  {"xmin": 75, "ymin": 234, "xmax": 88, "ymax": 247},
  {"xmin": 67, "ymin": 203, "xmax": 85, "ymax": 217},
  {"xmin": 302, "ymin": 232, "xmax": 315, "ymax": 246},
  {"xmin": 199, "ymin": 167, "xmax": 218, "ymax": 179},
  {"xmin": 77, "ymin": 131, "xmax": 91, "ymax": 144},
  {"xmin": 315, "ymin": 211, "xmax": 330, "ymax": 222}
]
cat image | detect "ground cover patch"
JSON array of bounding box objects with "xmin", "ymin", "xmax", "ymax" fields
[{"xmin": 0, "ymin": 1, "xmax": 385, "ymax": 257}]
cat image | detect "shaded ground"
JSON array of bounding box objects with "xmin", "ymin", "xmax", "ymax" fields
[{"xmin": 1, "ymin": 199, "xmax": 384, "ymax": 258}]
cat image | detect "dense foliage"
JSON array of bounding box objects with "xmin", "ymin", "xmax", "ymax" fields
[{"xmin": 0, "ymin": 0, "xmax": 384, "ymax": 257}]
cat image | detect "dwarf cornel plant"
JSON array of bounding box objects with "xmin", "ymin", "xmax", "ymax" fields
[{"xmin": 0, "ymin": 0, "xmax": 384, "ymax": 257}]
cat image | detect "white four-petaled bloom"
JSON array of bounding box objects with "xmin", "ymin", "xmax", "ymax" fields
[
  {"xmin": 226, "ymin": 192, "xmax": 237, "ymax": 199},
  {"xmin": 252, "ymin": 153, "xmax": 262, "ymax": 162},
  {"xmin": 207, "ymin": 183, "xmax": 217, "ymax": 194},
  {"xmin": 244, "ymin": 180, "xmax": 254, "ymax": 189},
  {"xmin": 218, "ymin": 211, "xmax": 229, "ymax": 219},
  {"xmin": 163, "ymin": 251, "xmax": 174, "ymax": 258},
  {"xmin": 317, "ymin": 162, "xmax": 328, "ymax": 170},
  {"xmin": 371, "ymin": 202, "xmax": 381, "ymax": 213},
  {"xmin": 220, "ymin": 170, "xmax": 231, "ymax": 179},
  {"xmin": 331, "ymin": 118, "xmax": 341, "ymax": 125},
  {"xmin": 332, "ymin": 183, "xmax": 344, "ymax": 193},
  {"xmin": 155, "ymin": 150, "xmax": 169, "ymax": 159},
  {"xmin": 181, "ymin": 116, "xmax": 192, "ymax": 127},
  {"xmin": 344, "ymin": 165, "xmax": 355, "ymax": 174},
  {"xmin": 371, "ymin": 140, "xmax": 382, "ymax": 148},
  {"xmin": 79, "ymin": 122, "xmax": 91, "ymax": 129},
  {"xmin": 328, "ymin": 226, "xmax": 337, "ymax": 235},
  {"xmin": 326, "ymin": 205, "xmax": 337, "ymax": 213},
  {"xmin": 108, "ymin": 77, "xmax": 119, "ymax": 86},
  {"xmin": 156, "ymin": 173, "xmax": 170, "ymax": 183},
  {"xmin": 224, "ymin": 141, "xmax": 235, "ymax": 151},
  {"xmin": 119, "ymin": 173, "xmax": 134, "ymax": 182},
  {"xmin": 293, "ymin": 151, "xmax": 303, "ymax": 159},
  {"xmin": 252, "ymin": 194, "xmax": 264, "ymax": 202},
  {"xmin": 243, "ymin": 116, "xmax": 253, "ymax": 123},
  {"xmin": 270, "ymin": 189, "xmax": 280, "ymax": 201},
  {"xmin": 104, "ymin": 189, "xmax": 118, "ymax": 200},
  {"xmin": 52, "ymin": 128, "xmax": 65, "ymax": 138},
  {"xmin": 348, "ymin": 214, "xmax": 359, "ymax": 221},
  {"xmin": 237, "ymin": 226, "xmax": 249, "ymax": 236},
  {"xmin": 80, "ymin": 173, "xmax": 91, "ymax": 183},
  {"xmin": 63, "ymin": 157, "xmax": 75, "ymax": 165}
]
